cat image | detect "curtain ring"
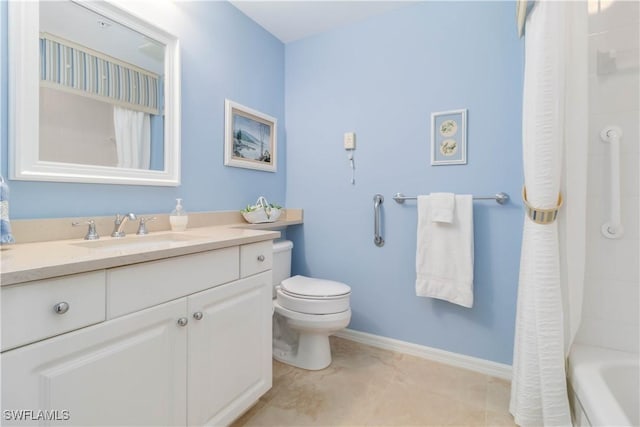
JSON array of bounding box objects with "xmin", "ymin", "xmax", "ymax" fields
[{"xmin": 522, "ymin": 186, "xmax": 563, "ymax": 224}]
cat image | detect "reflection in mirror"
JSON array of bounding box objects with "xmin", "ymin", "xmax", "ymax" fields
[
  {"xmin": 9, "ymin": 0, "xmax": 180, "ymax": 186},
  {"xmin": 39, "ymin": 1, "xmax": 164, "ymax": 171}
]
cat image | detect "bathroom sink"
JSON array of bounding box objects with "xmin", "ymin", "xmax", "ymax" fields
[{"xmin": 72, "ymin": 233, "xmax": 204, "ymax": 253}]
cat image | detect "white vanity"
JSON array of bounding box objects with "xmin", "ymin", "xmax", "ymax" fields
[
  {"xmin": 1, "ymin": 227, "xmax": 279, "ymax": 426},
  {"xmin": 3, "ymin": 0, "xmax": 294, "ymax": 422}
]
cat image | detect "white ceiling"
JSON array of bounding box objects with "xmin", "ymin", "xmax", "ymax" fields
[{"xmin": 229, "ymin": 1, "xmax": 416, "ymax": 43}]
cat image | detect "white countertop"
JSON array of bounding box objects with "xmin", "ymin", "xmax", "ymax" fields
[{"xmin": 0, "ymin": 225, "xmax": 280, "ymax": 286}]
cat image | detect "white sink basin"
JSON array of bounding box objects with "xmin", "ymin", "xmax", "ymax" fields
[{"xmin": 72, "ymin": 233, "xmax": 204, "ymax": 252}]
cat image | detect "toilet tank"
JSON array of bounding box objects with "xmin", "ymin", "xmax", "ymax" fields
[{"xmin": 272, "ymin": 240, "xmax": 293, "ymax": 286}]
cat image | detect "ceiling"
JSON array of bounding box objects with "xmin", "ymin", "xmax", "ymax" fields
[{"xmin": 229, "ymin": 1, "xmax": 416, "ymax": 43}]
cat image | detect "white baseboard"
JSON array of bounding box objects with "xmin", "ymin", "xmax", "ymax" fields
[{"xmin": 333, "ymin": 328, "xmax": 512, "ymax": 381}]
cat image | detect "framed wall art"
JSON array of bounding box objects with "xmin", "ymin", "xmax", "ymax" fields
[
  {"xmin": 224, "ymin": 99, "xmax": 277, "ymax": 172},
  {"xmin": 431, "ymin": 109, "xmax": 467, "ymax": 166}
]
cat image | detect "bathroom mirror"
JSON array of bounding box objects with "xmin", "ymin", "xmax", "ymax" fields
[{"xmin": 9, "ymin": 1, "xmax": 181, "ymax": 186}]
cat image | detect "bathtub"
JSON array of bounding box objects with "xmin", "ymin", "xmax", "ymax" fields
[{"xmin": 568, "ymin": 344, "xmax": 639, "ymax": 427}]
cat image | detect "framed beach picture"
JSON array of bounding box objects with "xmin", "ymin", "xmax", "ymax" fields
[
  {"xmin": 224, "ymin": 99, "xmax": 277, "ymax": 172},
  {"xmin": 431, "ymin": 109, "xmax": 467, "ymax": 166}
]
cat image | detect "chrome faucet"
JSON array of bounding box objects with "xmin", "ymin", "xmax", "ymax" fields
[
  {"xmin": 136, "ymin": 216, "xmax": 157, "ymax": 235},
  {"xmin": 72, "ymin": 219, "xmax": 100, "ymax": 240},
  {"xmin": 111, "ymin": 213, "xmax": 137, "ymax": 238}
]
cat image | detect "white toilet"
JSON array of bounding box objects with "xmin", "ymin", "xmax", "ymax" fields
[{"xmin": 272, "ymin": 240, "xmax": 351, "ymax": 370}]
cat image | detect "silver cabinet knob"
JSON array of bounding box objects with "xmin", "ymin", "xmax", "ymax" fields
[
  {"xmin": 193, "ymin": 312, "xmax": 203, "ymax": 321},
  {"xmin": 53, "ymin": 302, "xmax": 70, "ymax": 315},
  {"xmin": 177, "ymin": 317, "xmax": 188, "ymax": 327},
  {"xmin": 257, "ymin": 255, "xmax": 265, "ymax": 262}
]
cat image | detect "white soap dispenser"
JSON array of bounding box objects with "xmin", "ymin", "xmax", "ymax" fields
[{"xmin": 170, "ymin": 198, "xmax": 188, "ymax": 232}]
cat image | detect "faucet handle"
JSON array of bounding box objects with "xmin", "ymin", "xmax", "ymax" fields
[
  {"xmin": 136, "ymin": 217, "xmax": 157, "ymax": 235},
  {"xmin": 72, "ymin": 219, "xmax": 100, "ymax": 240}
]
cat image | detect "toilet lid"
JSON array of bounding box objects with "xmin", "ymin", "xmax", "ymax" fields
[{"xmin": 281, "ymin": 275, "xmax": 351, "ymax": 298}]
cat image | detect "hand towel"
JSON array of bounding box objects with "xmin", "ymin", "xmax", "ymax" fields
[
  {"xmin": 415, "ymin": 194, "xmax": 474, "ymax": 307},
  {"xmin": 429, "ymin": 192, "xmax": 455, "ymax": 223},
  {"xmin": 0, "ymin": 176, "xmax": 15, "ymax": 244}
]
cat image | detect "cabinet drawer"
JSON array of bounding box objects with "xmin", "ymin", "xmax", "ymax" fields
[
  {"xmin": 107, "ymin": 247, "xmax": 239, "ymax": 318},
  {"xmin": 240, "ymin": 241, "xmax": 273, "ymax": 278},
  {"xmin": 1, "ymin": 271, "xmax": 106, "ymax": 352}
]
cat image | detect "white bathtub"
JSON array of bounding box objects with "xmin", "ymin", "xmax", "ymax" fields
[{"xmin": 569, "ymin": 344, "xmax": 639, "ymax": 427}]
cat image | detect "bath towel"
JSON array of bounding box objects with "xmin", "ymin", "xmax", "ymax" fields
[
  {"xmin": 429, "ymin": 192, "xmax": 455, "ymax": 223},
  {"xmin": 415, "ymin": 194, "xmax": 473, "ymax": 307},
  {"xmin": 0, "ymin": 176, "xmax": 15, "ymax": 244}
]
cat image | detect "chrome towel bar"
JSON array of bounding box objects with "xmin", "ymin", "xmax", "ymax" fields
[{"xmin": 393, "ymin": 192, "xmax": 509, "ymax": 205}]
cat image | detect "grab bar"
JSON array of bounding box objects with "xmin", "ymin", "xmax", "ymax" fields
[
  {"xmin": 373, "ymin": 194, "xmax": 384, "ymax": 247},
  {"xmin": 600, "ymin": 126, "xmax": 624, "ymax": 239}
]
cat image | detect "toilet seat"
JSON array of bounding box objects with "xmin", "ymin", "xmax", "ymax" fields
[
  {"xmin": 276, "ymin": 288, "xmax": 350, "ymax": 315},
  {"xmin": 280, "ymin": 275, "xmax": 351, "ymax": 299},
  {"xmin": 274, "ymin": 301, "xmax": 351, "ymax": 326},
  {"xmin": 277, "ymin": 276, "xmax": 351, "ymax": 315}
]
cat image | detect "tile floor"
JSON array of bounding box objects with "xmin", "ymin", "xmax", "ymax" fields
[{"xmin": 232, "ymin": 337, "xmax": 516, "ymax": 426}]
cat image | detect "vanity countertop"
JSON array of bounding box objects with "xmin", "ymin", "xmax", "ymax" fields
[{"xmin": 0, "ymin": 225, "xmax": 279, "ymax": 286}]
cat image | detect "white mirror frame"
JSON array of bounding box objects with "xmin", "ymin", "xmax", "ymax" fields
[{"xmin": 8, "ymin": 1, "xmax": 181, "ymax": 186}]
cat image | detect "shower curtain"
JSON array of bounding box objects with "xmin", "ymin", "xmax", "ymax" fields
[
  {"xmin": 510, "ymin": 1, "xmax": 587, "ymax": 426},
  {"xmin": 114, "ymin": 106, "xmax": 151, "ymax": 170}
]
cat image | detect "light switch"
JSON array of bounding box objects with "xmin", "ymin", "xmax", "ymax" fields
[{"xmin": 344, "ymin": 132, "xmax": 356, "ymax": 150}]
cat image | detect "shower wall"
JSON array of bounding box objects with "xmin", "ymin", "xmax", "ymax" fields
[{"xmin": 576, "ymin": 0, "xmax": 639, "ymax": 354}]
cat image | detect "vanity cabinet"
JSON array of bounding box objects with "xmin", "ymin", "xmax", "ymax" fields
[{"xmin": 1, "ymin": 241, "xmax": 273, "ymax": 426}]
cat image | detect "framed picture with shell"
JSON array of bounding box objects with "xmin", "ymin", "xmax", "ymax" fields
[{"xmin": 430, "ymin": 109, "xmax": 467, "ymax": 165}]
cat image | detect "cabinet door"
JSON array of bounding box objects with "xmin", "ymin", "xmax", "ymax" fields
[
  {"xmin": 187, "ymin": 271, "xmax": 272, "ymax": 426},
  {"xmin": 1, "ymin": 299, "xmax": 188, "ymax": 426}
]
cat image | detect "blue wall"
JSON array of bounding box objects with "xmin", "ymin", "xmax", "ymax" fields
[
  {"xmin": 0, "ymin": 1, "xmax": 286, "ymax": 219},
  {"xmin": 285, "ymin": 2, "xmax": 524, "ymax": 364},
  {"xmin": 2, "ymin": 1, "xmax": 525, "ymax": 364}
]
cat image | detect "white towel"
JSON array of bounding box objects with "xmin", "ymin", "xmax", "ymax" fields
[
  {"xmin": 429, "ymin": 192, "xmax": 455, "ymax": 223},
  {"xmin": 415, "ymin": 194, "xmax": 474, "ymax": 307}
]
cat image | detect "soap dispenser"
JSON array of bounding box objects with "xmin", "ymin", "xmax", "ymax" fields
[{"xmin": 170, "ymin": 198, "xmax": 188, "ymax": 232}]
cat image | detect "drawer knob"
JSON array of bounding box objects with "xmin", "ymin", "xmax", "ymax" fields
[
  {"xmin": 193, "ymin": 312, "xmax": 204, "ymax": 321},
  {"xmin": 257, "ymin": 255, "xmax": 265, "ymax": 262},
  {"xmin": 53, "ymin": 302, "xmax": 70, "ymax": 315},
  {"xmin": 177, "ymin": 317, "xmax": 188, "ymax": 327}
]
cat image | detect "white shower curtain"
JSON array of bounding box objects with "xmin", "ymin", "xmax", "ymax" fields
[
  {"xmin": 509, "ymin": 1, "xmax": 587, "ymax": 425},
  {"xmin": 113, "ymin": 106, "xmax": 151, "ymax": 169}
]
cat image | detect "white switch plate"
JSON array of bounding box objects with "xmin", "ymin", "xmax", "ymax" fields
[{"xmin": 344, "ymin": 132, "xmax": 356, "ymax": 150}]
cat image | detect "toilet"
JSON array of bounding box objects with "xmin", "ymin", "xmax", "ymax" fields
[{"xmin": 272, "ymin": 240, "xmax": 351, "ymax": 370}]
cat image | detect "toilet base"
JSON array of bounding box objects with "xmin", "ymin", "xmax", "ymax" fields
[
  {"xmin": 273, "ymin": 332, "xmax": 332, "ymax": 370},
  {"xmin": 272, "ymin": 304, "xmax": 351, "ymax": 371}
]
